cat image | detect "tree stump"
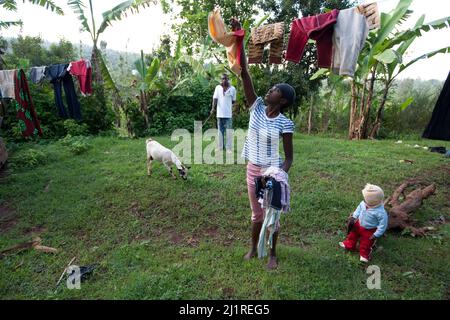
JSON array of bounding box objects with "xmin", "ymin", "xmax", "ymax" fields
[{"xmin": 385, "ymin": 180, "xmax": 437, "ymax": 236}]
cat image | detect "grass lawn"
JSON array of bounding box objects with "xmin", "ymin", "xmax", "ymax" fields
[{"xmin": 0, "ymin": 134, "xmax": 449, "ymax": 299}]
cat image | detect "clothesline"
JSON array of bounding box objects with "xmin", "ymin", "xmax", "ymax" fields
[
  {"xmin": 1, "ymin": 60, "xmax": 92, "ymax": 96},
  {"xmin": 303, "ymin": 0, "xmax": 392, "ymax": 16},
  {"xmin": 0, "ymin": 59, "xmax": 93, "ymax": 138},
  {"xmin": 362, "ymin": 0, "xmax": 393, "ymax": 4},
  {"xmin": 0, "ymin": 58, "xmax": 91, "ymax": 74},
  {"xmin": 211, "ymin": 1, "xmax": 381, "ymax": 77}
]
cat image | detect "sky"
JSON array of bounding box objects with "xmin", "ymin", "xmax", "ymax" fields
[{"xmin": 1, "ymin": 0, "xmax": 449, "ymax": 80}]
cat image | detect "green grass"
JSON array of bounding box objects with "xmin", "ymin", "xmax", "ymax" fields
[{"xmin": 0, "ymin": 134, "xmax": 449, "ymax": 299}]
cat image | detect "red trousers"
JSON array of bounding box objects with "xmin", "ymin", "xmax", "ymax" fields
[{"xmin": 343, "ymin": 220, "xmax": 376, "ymax": 260}]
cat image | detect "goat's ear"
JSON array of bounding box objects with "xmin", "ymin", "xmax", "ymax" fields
[{"xmin": 185, "ymin": 165, "xmax": 191, "ymax": 170}]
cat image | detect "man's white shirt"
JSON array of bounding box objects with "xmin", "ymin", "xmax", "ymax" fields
[{"xmin": 213, "ymin": 85, "xmax": 236, "ymax": 118}]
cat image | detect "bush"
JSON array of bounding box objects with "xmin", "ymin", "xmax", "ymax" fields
[
  {"xmin": 59, "ymin": 135, "xmax": 92, "ymax": 155},
  {"xmin": 63, "ymin": 119, "xmax": 89, "ymax": 136},
  {"xmin": 134, "ymin": 78, "xmax": 216, "ymax": 137},
  {"xmin": 124, "ymin": 100, "xmax": 148, "ymax": 138},
  {"xmin": 98, "ymin": 129, "xmax": 119, "ymax": 137},
  {"xmin": 69, "ymin": 139, "xmax": 92, "ymax": 155},
  {"xmin": 79, "ymin": 84, "xmax": 115, "ymax": 135},
  {"xmin": 233, "ymin": 112, "xmax": 250, "ymax": 129},
  {"xmin": 10, "ymin": 148, "xmax": 48, "ymax": 169}
]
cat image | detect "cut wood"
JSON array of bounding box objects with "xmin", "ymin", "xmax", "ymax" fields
[
  {"xmin": 386, "ymin": 180, "xmax": 436, "ymax": 236},
  {"xmin": 0, "ymin": 237, "xmax": 58, "ymax": 258}
]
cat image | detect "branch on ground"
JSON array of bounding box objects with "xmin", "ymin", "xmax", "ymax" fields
[{"xmin": 386, "ymin": 180, "xmax": 436, "ymax": 237}]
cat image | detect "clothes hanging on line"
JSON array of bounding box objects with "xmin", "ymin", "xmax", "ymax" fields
[
  {"xmin": 248, "ymin": 22, "xmax": 285, "ymax": 64},
  {"xmin": 30, "ymin": 66, "xmax": 47, "ymax": 84},
  {"xmin": 285, "ymin": 9, "xmax": 339, "ymax": 67},
  {"xmin": 357, "ymin": 2, "xmax": 381, "ymax": 30},
  {"xmin": 45, "ymin": 64, "xmax": 82, "ymax": 120},
  {"xmin": 1, "ymin": 59, "xmax": 93, "ymax": 136},
  {"xmin": 331, "ymin": 7, "xmax": 370, "ymax": 77},
  {"xmin": 0, "ymin": 70, "xmax": 16, "ymax": 99},
  {"xmin": 208, "ymin": 8, "xmax": 245, "ymax": 76},
  {"xmin": 13, "ymin": 69, "xmax": 43, "ymax": 138},
  {"xmin": 68, "ymin": 59, "xmax": 93, "ymax": 96}
]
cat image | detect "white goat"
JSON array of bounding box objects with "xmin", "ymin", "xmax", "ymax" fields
[{"xmin": 145, "ymin": 138, "xmax": 188, "ymax": 180}]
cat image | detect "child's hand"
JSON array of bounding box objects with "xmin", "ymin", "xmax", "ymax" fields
[
  {"xmin": 346, "ymin": 217, "xmax": 356, "ymax": 234},
  {"xmin": 230, "ymin": 17, "xmax": 242, "ymax": 31}
]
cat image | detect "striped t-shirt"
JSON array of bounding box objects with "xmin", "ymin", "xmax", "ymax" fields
[{"xmin": 242, "ymin": 97, "xmax": 295, "ymax": 167}]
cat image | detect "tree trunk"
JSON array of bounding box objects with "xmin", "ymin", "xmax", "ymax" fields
[
  {"xmin": 308, "ymin": 95, "xmax": 313, "ymax": 135},
  {"xmin": 322, "ymin": 112, "xmax": 330, "ymax": 133},
  {"xmin": 348, "ymin": 81, "xmax": 359, "ymax": 139},
  {"xmin": 90, "ymin": 45, "xmax": 103, "ymax": 85},
  {"xmin": 349, "ymin": 66, "xmax": 377, "ymax": 140},
  {"xmin": 322, "ymin": 86, "xmax": 335, "ymax": 133},
  {"xmin": 358, "ymin": 67, "xmax": 377, "ymax": 139},
  {"xmin": 139, "ymin": 90, "xmax": 150, "ymax": 129},
  {"xmin": 369, "ymin": 79, "xmax": 390, "ymax": 139}
]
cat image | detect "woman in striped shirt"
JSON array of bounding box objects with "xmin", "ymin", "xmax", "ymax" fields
[{"xmin": 231, "ymin": 18, "xmax": 296, "ymax": 270}]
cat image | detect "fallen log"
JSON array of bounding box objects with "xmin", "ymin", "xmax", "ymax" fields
[{"xmin": 386, "ymin": 180, "xmax": 437, "ymax": 237}]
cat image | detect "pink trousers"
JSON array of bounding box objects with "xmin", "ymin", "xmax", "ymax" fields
[{"xmin": 246, "ymin": 162, "xmax": 265, "ymax": 223}]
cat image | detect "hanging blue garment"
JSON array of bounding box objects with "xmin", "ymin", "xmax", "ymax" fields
[{"xmin": 45, "ymin": 64, "xmax": 82, "ymax": 120}]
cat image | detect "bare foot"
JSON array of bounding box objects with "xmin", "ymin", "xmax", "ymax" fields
[
  {"xmin": 244, "ymin": 248, "xmax": 257, "ymax": 260},
  {"xmin": 266, "ymin": 256, "xmax": 278, "ymax": 270}
]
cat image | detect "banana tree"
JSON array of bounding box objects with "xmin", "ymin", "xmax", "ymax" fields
[
  {"xmin": 367, "ymin": 16, "xmax": 450, "ymax": 138},
  {"xmin": 130, "ymin": 36, "xmax": 211, "ymax": 133},
  {"xmin": 349, "ymin": 0, "xmax": 450, "ymax": 139},
  {"xmin": 132, "ymin": 49, "xmax": 160, "ymax": 129},
  {"xmin": 68, "ymin": 0, "xmax": 156, "ymax": 84},
  {"xmin": 68, "ymin": 0, "xmax": 157, "ymax": 131},
  {"xmin": 311, "ymin": 0, "xmax": 450, "ymax": 139},
  {"xmin": 0, "ymin": 0, "xmax": 64, "ymax": 30}
]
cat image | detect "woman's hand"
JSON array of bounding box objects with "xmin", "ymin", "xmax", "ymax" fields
[{"xmin": 230, "ymin": 17, "xmax": 242, "ymax": 31}]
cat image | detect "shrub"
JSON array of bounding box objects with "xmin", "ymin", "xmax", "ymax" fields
[
  {"xmin": 59, "ymin": 135, "xmax": 92, "ymax": 155},
  {"xmin": 63, "ymin": 119, "xmax": 89, "ymax": 136},
  {"xmin": 10, "ymin": 148, "xmax": 48, "ymax": 169},
  {"xmin": 68, "ymin": 139, "xmax": 91, "ymax": 155}
]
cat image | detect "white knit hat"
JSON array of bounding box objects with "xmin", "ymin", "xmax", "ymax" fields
[{"xmin": 362, "ymin": 183, "xmax": 384, "ymax": 207}]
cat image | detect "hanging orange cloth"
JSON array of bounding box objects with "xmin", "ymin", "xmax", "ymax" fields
[{"xmin": 208, "ymin": 8, "xmax": 245, "ymax": 76}]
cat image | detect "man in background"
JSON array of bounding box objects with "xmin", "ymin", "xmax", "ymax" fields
[{"xmin": 210, "ymin": 73, "xmax": 236, "ymax": 153}]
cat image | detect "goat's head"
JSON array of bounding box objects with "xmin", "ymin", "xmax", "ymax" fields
[{"xmin": 178, "ymin": 164, "xmax": 190, "ymax": 180}]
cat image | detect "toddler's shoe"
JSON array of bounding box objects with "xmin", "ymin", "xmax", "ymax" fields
[
  {"xmin": 359, "ymin": 256, "xmax": 369, "ymax": 263},
  {"xmin": 338, "ymin": 242, "xmax": 346, "ymax": 249}
]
